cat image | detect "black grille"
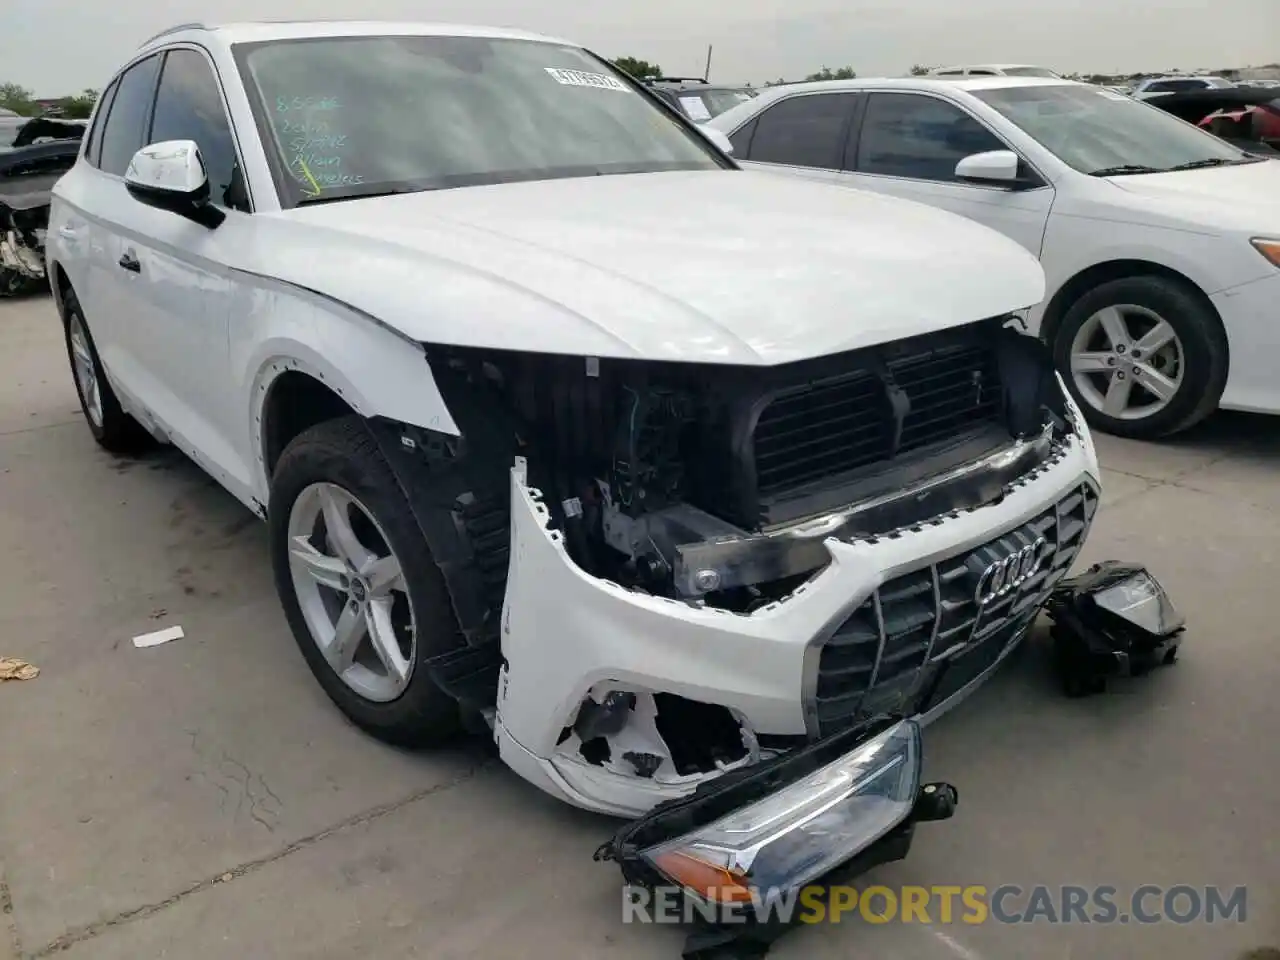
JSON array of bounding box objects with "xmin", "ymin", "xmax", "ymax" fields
[
  {"xmin": 813, "ymin": 480, "xmax": 1099, "ymax": 737},
  {"xmin": 753, "ymin": 340, "xmax": 1003, "ymax": 499}
]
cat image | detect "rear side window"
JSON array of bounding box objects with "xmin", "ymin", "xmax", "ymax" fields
[
  {"xmin": 82, "ymin": 80, "xmax": 119, "ymax": 168},
  {"xmin": 97, "ymin": 55, "xmax": 161, "ymax": 176},
  {"xmin": 744, "ymin": 93, "xmax": 855, "ymax": 168},
  {"xmin": 150, "ymin": 49, "xmax": 242, "ymax": 208},
  {"xmin": 728, "ymin": 116, "xmax": 758, "ymax": 157},
  {"xmin": 856, "ymin": 93, "xmax": 1004, "ymax": 182}
]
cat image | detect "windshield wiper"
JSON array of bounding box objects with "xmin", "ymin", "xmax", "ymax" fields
[
  {"xmin": 1088, "ymin": 164, "xmax": 1163, "ymax": 177},
  {"xmin": 1163, "ymin": 157, "xmax": 1254, "ymax": 171},
  {"xmin": 296, "ymin": 187, "xmax": 419, "ymax": 206}
]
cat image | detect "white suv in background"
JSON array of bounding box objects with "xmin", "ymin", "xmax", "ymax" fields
[
  {"xmin": 1130, "ymin": 75, "xmax": 1234, "ymax": 100},
  {"xmin": 710, "ymin": 76, "xmax": 1280, "ymax": 439},
  {"xmin": 48, "ymin": 22, "xmax": 1098, "ymax": 888},
  {"xmin": 930, "ymin": 65, "xmax": 1062, "ymax": 79}
]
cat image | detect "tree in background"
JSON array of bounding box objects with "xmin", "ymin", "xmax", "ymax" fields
[
  {"xmin": 0, "ymin": 82, "xmax": 38, "ymax": 116},
  {"xmin": 612, "ymin": 57, "xmax": 663, "ymax": 79},
  {"xmin": 804, "ymin": 66, "xmax": 856, "ymax": 81},
  {"xmin": 765, "ymin": 77, "xmax": 788, "ymax": 86},
  {"xmin": 910, "ymin": 64, "xmax": 933, "ymax": 76},
  {"xmin": 52, "ymin": 89, "xmax": 99, "ymax": 119}
]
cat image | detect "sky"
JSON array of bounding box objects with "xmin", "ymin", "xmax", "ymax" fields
[{"xmin": 3, "ymin": 0, "xmax": 1277, "ymax": 95}]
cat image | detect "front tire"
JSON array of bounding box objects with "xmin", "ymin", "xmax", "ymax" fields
[
  {"xmin": 269, "ymin": 416, "xmax": 463, "ymax": 746},
  {"xmin": 61, "ymin": 286, "xmax": 153, "ymax": 453},
  {"xmin": 1051, "ymin": 276, "xmax": 1228, "ymax": 440}
]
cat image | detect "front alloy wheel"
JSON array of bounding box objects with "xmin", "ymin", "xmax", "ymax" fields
[
  {"xmin": 1052, "ymin": 276, "xmax": 1228, "ymax": 440},
  {"xmin": 287, "ymin": 482, "xmax": 416, "ymax": 703},
  {"xmin": 1069, "ymin": 304, "xmax": 1184, "ymax": 421},
  {"xmin": 269, "ymin": 416, "xmax": 462, "ymax": 746}
]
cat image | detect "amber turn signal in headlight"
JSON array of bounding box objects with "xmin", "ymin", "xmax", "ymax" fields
[{"xmin": 1251, "ymin": 238, "xmax": 1280, "ymax": 267}]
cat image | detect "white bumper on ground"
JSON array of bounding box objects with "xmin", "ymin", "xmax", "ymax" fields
[{"xmin": 495, "ymin": 429, "xmax": 1100, "ymax": 818}]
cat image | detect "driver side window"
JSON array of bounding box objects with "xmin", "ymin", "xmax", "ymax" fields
[
  {"xmin": 149, "ymin": 49, "xmax": 246, "ymax": 210},
  {"xmin": 855, "ymin": 93, "xmax": 1005, "ymax": 182}
]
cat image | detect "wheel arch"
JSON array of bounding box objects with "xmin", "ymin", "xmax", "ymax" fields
[
  {"xmin": 258, "ymin": 366, "xmax": 357, "ymax": 480},
  {"xmin": 250, "ymin": 342, "xmax": 459, "ymax": 498},
  {"xmin": 1039, "ymin": 259, "xmax": 1228, "ymax": 355},
  {"xmin": 240, "ymin": 282, "xmax": 461, "ymax": 502}
]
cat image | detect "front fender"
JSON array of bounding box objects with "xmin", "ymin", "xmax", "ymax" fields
[{"xmin": 233, "ymin": 276, "xmax": 459, "ymax": 501}]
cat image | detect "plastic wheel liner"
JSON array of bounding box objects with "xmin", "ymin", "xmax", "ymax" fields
[{"xmin": 595, "ymin": 714, "xmax": 957, "ymax": 959}]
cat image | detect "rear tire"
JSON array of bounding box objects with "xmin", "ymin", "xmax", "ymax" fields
[
  {"xmin": 61, "ymin": 286, "xmax": 154, "ymax": 453},
  {"xmin": 269, "ymin": 416, "xmax": 463, "ymax": 746},
  {"xmin": 1051, "ymin": 275, "xmax": 1227, "ymax": 440}
]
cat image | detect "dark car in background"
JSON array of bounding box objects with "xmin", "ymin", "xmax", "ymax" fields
[
  {"xmin": 1147, "ymin": 86, "xmax": 1280, "ymax": 156},
  {"xmin": 1, "ymin": 116, "xmax": 86, "ymax": 295},
  {"xmin": 644, "ymin": 77, "xmax": 758, "ymax": 123}
]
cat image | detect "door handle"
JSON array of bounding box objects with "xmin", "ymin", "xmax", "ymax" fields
[
  {"xmin": 58, "ymin": 225, "xmax": 83, "ymax": 241},
  {"xmin": 118, "ymin": 251, "xmax": 141, "ymax": 273}
]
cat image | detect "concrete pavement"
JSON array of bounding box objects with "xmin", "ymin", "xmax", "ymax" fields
[{"xmin": 1, "ymin": 294, "xmax": 1277, "ymax": 959}]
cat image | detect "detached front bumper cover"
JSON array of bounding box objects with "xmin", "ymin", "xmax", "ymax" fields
[{"xmin": 596, "ymin": 716, "xmax": 956, "ymax": 958}]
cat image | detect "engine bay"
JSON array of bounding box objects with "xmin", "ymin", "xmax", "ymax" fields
[{"xmin": 422, "ymin": 315, "xmax": 1071, "ymax": 615}]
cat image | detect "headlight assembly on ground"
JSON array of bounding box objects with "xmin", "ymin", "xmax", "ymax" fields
[{"xmin": 640, "ymin": 720, "xmax": 921, "ymax": 906}]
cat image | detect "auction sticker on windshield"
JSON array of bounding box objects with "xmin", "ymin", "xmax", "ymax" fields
[
  {"xmin": 544, "ymin": 67, "xmax": 629, "ymax": 91},
  {"xmin": 679, "ymin": 95, "xmax": 713, "ymax": 121}
]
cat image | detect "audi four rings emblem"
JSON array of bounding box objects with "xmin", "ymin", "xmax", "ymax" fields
[{"xmin": 974, "ymin": 537, "xmax": 1048, "ymax": 606}]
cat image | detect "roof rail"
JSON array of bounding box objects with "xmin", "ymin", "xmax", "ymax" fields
[
  {"xmin": 137, "ymin": 22, "xmax": 209, "ymax": 48},
  {"xmin": 654, "ymin": 76, "xmax": 709, "ymax": 84}
]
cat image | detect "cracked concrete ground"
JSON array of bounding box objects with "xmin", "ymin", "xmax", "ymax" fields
[{"xmin": 1, "ymin": 294, "xmax": 1277, "ymax": 960}]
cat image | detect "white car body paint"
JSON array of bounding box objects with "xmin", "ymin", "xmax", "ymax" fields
[
  {"xmin": 267, "ymin": 173, "xmax": 1046, "ymax": 363},
  {"xmin": 710, "ymin": 76, "xmax": 1280, "ymax": 417},
  {"xmin": 49, "ymin": 22, "xmax": 1100, "ymax": 816}
]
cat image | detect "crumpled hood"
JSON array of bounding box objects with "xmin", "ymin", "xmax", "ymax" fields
[{"xmin": 257, "ymin": 170, "xmax": 1045, "ymax": 365}]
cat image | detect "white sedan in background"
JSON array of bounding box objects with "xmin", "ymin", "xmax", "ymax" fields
[{"xmin": 709, "ymin": 77, "xmax": 1280, "ymax": 439}]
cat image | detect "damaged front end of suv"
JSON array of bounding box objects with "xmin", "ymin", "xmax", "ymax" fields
[{"xmin": 364, "ymin": 312, "xmax": 1099, "ymax": 904}]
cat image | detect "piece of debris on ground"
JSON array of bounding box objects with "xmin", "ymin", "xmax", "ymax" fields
[
  {"xmin": 131, "ymin": 625, "xmax": 185, "ymax": 649},
  {"xmin": 0, "ymin": 657, "xmax": 39, "ymax": 681}
]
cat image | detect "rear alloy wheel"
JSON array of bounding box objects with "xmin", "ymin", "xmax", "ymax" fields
[
  {"xmin": 61, "ymin": 286, "xmax": 154, "ymax": 453},
  {"xmin": 269, "ymin": 416, "xmax": 463, "ymax": 745},
  {"xmin": 1053, "ymin": 276, "xmax": 1227, "ymax": 440}
]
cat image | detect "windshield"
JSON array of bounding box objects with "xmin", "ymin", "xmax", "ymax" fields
[
  {"xmin": 975, "ymin": 83, "xmax": 1250, "ymax": 174},
  {"xmin": 233, "ymin": 35, "xmax": 727, "ymax": 206},
  {"xmin": 1001, "ymin": 67, "xmax": 1061, "ymax": 78}
]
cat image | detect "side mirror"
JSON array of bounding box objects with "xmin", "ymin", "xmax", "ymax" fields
[
  {"xmin": 954, "ymin": 149, "xmax": 1021, "ymax": 186},
  {"xmin": 124, "ymin": 140, "xmax": 224, "ymax": 228},
  {"xmin": 701, "ymin": 126, "xmax": 735, "ymax": 156}
]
